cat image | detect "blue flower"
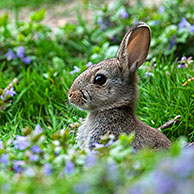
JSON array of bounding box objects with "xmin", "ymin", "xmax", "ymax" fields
[
  {"xmin": 178, "ymin": 17, "xmax": 190, "ymax": 28},
  {"xmin": 0, "ymin": 154, "xmax": 9, "ymax": 165},
  {"xmin": 145, "ymin": 71, "xmax": 152, "ymax": 77},
  {"xmin": 25, "ymin": 167, "xmax": 35, "ymax": 177},
  {"xmin": 106, "ymin": 162, "xmax": 118, "ymax": 182},
  {"xmin": 111, "ymin": 35, "xmax": 119, "ymax": 43},
  {"xmin": 178, "ymin": 64, "xmax": 184, "ymax": 68},
  {"xmin": 190, "ymin": 25, "xmax": 194, "ymax": 32},
  {"xmin": 121, "ymin": 10, "xmax": 129, "ymax": 19},
  {"xmin": 152, "ymin": 170, "xmax": 178, "ymax": 194},
  {"xmin": 34, "ymin": 124, "xmax": 43, "ymax": 135},
  {"xmin": 0, "ymin": 140, "xmax": 3, "ymax": 149},
  {"xmin": 86, "ymin": 62, "xmax": 93, "ymax": 67},
  {"xmin": 70, "ymin": 66, "xmax": 80, "ymax": 74},
  {"xmin": 75, "ymin": 182, "xmax": 90, "ymax": 194},
  {"xmin": 93, "ymin": 142, "xmax": 104, "ymax": 149},
  {"xmin": 17, "ymin": 46, "xmax": 25, "ymax": 59},
  {"xmin": 22, "ymin": 56, "xmax": 31, "ymax": 64},
  {"xmin": 4, "ymin": 87, "xmax": 16, "ymax": 98},
  {"xmin": 159, "ymin": 6, "xmax": 165, "ymax": 13},
  {"xmin": 13, "ymin": 160, "xmax": 24, "ymax": 173},
  {"xmin": 85, "ymin": 154, "xmax": 98, "ymax": 168},
  {"xmin": 29, "ymin": 154, "xmax": 39, "ymax": 162},
  {"xmin": 101, "ymin": 23, "xmax": 108, "ymax": 31},
  {"xmin": 5, "ymin": 49, "xmax": 16, "ymax": 61},
  {"xmin": 97, "ymin": 17, "xmax": 109, "ymax": 31},
  {"xmin": 181, "ymin": 56, "xmax": 187, "ymax": 61},
  {"xmin": 31, "ymin": 145, "xmax": 41, "ymax": 154},
  {"xmin": 168, "ymin": 35, "xmax": 177, "ymax": 50},
  {"xmin": 13, "ymin": 135, "xmax": 30, "ymax": 151},
  {"xmin": 43, "ymin": 163, "xmax": 52, "ymax": 175},
  {"xmin": 97, "ymin": 18, "xmax": 103, "ymax": 25},
  {"xmin": 64, "ymin": 160, "xmax": 74, "ymax": 174},
  {"xmin": 128, "ymin": 184, "xmax": 145, "ymax": 194}
]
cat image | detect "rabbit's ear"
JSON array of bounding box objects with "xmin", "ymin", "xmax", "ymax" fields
[{"xmin": 117, "ymin": 22, "xmax": 151, "ymax": 72}]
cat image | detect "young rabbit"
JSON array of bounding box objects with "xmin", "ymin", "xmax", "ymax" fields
[{"xmin": 69, "ymin": 22, "xmax": 171, "ymax": 150}]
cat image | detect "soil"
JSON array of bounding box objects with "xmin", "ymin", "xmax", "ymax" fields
[{"xmin": 0, "ymin": 0, "xmax": 162, "ymax": 31}]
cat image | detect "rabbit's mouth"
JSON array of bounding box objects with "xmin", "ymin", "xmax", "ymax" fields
[{"xmin": 68, "ymin": 89, "xmax": 88, "ymax": 108}]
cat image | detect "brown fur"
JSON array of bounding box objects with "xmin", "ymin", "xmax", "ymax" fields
[{"xmin": 69, "ymin": 22, "xmax": 171, "ymax": 150}]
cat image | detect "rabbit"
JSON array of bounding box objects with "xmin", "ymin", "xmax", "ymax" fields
[{"xmin": 68, "ymin": 22, "xmax": 171, "ymax": 150}]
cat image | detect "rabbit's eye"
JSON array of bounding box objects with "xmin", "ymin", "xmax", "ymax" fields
[{"xmin": 93, "ymin": 74, "xmax": 107, "ymax": 85}]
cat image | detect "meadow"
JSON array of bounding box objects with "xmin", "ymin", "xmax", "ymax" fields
[{"xmin": 0, "ymin": 0, "xmax": 194, "ymax": 193}]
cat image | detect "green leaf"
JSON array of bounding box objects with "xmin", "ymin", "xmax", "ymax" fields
[{"xmin": 30, "ymin": 9, "xmax": 46, "ymax": 22}]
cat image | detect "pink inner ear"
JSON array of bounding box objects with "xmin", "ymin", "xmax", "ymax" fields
[{"xmin": 127, "ymin": 27, "xmax": 150, "ymax": 68}]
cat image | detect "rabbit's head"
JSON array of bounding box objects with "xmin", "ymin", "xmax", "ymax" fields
[{"xmin": 69, "ymin": 22, "xmax": 151, "ymax": 112}]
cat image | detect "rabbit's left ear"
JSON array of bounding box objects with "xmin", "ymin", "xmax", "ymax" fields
[{"xmin": 117, "ymin": 22, "xmax": 151, "ymax": 72}]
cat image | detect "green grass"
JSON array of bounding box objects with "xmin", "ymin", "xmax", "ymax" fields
[
  {"xmin": 137, "ymin": 58, "xmax": 194, "ymax": 142},
  {"xmin": 0, "ymin": 0, "xmax": 67, "ymax": 9}
]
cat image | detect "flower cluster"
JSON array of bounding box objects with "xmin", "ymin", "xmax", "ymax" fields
[
  {"xmin": 0, "ymin": 124, "xmax": 85, "ymax": 177},
  {"xmin": 97, "ymin": 17, "xmax": 110, "ymax": 31},
  {"xmin": 5, "ymin": 46, "xmax": 31, "ymax": 64},
  {"xmin": 70, "ymin": 66, "xmax": 80, "ymax": 74},
  {"xmin": 178, "ymin": 17, "xmax": 194, "ymax": 32},
  {"xmin": 178, "ymin": 56, "xmax": 193, "ymax": 68},
  {"xmin": 128, "ymin": 148, "xmax": 194, "ymax": 194},
  {"xmin": 0, "ymin": 78, "xmax": 18, "ymax": 110}
]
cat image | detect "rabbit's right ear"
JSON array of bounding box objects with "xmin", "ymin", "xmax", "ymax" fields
[{"xmin": 116, "ymin": 22, "xmax": 151, "ymax": 72}]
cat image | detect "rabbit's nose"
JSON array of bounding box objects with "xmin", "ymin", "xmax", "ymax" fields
[
  {"xmin": 68, "ymin": 90, "xmax": 83, "ymax": 106},
  {"xmin": 69, "ymin": 93, "xmax": 72, "ymax": 98}
]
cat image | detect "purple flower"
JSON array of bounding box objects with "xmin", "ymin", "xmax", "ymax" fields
[
  {"xmin": 0, "ymin": 140, "xmax": 3, "ymax": 149},
  {"xmin": 145, "ymin": 71, "xmax": 152, "ymax": 77},
  {"xmin": 168, "ymin": 35, "xmax": 177, "ymax": 50},
  {"xmin": 190, "ymin": 25, "xmax": 194, "ymax": 32},
  {"xmin": 25, "ymin": 167, "xmax": 35, "ymax": 177},
  {"xmin": 17, "ymin": 46, "xmax": 25, "ymax": 59},
  {"xmin": 121, "ymin": 10, "xmax": 129, "ymax": 19},
  {"xmin": 13, "ymin": 135, "xmax": 30, "ymax": 151},
  {"xmin": 111, "ymin": 35, "xmax": 119, "ymax": 43},
  {"xmin": 181, "ymin": 56, "xmax": 187, "ymax": 61},
  {"xmin": 128, "ymin": 185, "xmax": 145, "ymax": 194},
  {"xmin": 178, "ymin": 64, "xmax": 184, "ymax": 68},
  {"xmin": 159, "ymin": 6, "xmax": 165, "ymax": 13},
  {"xmin": 4, "ymin": 87, "xmax": 16, "ymax": 98},
  {"xmin": 31, "ymin": 145, "xmax": 41, "ymax": 154},
  {"xmin": 178, "ymin": 17, "xmax": 190, "ymax": 28},
  {"xmin": 152, "ymin": 170, "xmax": 178, "ymax": 194},
  {"xmin": 43, "ymin": 163, "xmax": 52, "ymax": 175},
  {"xmin": 29, "ymin": 154, "xmax": 39, "ymax": 162},
  {"xmin": 13, "ymin": 160, "xmax": 24, "ymax": 173},
  {"xmin": 75, "ymin": 182, "xmax": 90, "ymax": 194},
  {"xmin": 172, "ymin": 149, "xmax": 194, "ymax": 177},
  {"xmin": 101, "ymin": 23, "xmax": 108, "ymax": 31},
  {"xmin": 93, "ymin": 142, "xmax": 104, "ymax": 149},
  {"xmin": 22, "ymin": 56, "xmax": 31, "ymax": 64},
  {"xmin": 34, "ymin": 124, "xmax": 43, "ymax": 135},
  {"xmin": 85, "ymin": 154, "xmax": 98, "ymax": 167},
  {"xmin": 133, "ymin": 19, "xmax": 138, "ymax": 25},
  {"xmin": 97, "ymin": 18, "xmax": 103, "ymax": 25},
  {"xmin": 5, "ymin": 49, "xmax": 16, "ymax": 61},
  {"xmin": 106, "ymin": 162, "xmax": 118, "ymax": 182},
  {"xmin": 70, "ymin": 66, "xmax": 80, "ymax": 74},
  {"xmin": 64, "ymin": 161, "xmax": 74, "ymax": 174},
  {"xmin": 0, "ymin": 154, "xmax": 9, "ymax": 165},
  {"xmin": 86, "ymin": 62, "xmax": 93, "ymax": 67}
]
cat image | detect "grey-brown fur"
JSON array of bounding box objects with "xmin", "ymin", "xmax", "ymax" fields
[{"xmin": 69, "ymin": 22, "xmax": 171, "ymax": 150}]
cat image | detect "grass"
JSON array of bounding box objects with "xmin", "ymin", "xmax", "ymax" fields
[
  {"xmin": 1, "ymin": 54, "xmax": 193, "ymax": 142},
  {"xmin": 0, "ymin": 0, "xmax": 68, "ymax": 9}
]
